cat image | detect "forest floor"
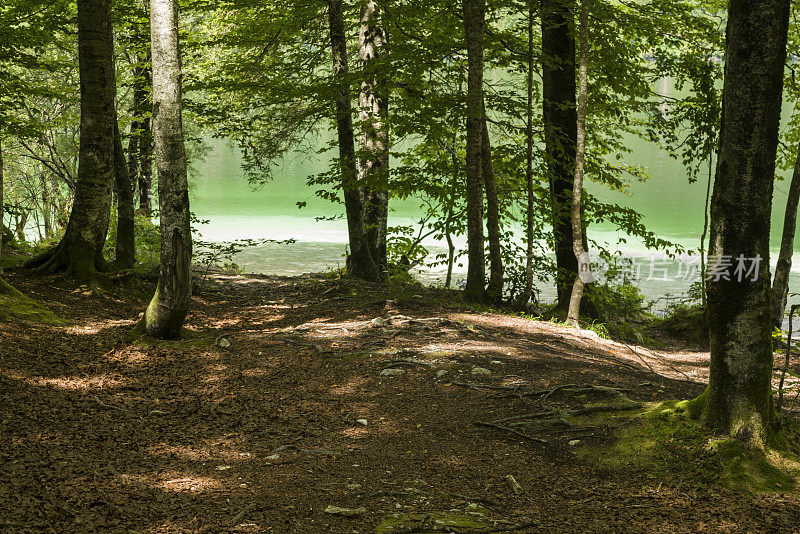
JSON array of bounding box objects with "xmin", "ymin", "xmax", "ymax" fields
[{"xmin": 2, "ymin": 269, "xmax": 800, "ymax": 533}]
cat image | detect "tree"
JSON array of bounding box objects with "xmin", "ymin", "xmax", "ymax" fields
[
  {"xmin": 481, "ymin": 108, "xmax": 503, "ymax": 303},
  {"xmin": 565, "ymin": 0, "xmax": 588, "ymax": 327},
  {"xmin": 694, "ymin": 0, "xmax": 790, "ymax": 444},
  {"xmin": 541, "ymin": 0, "xmax": 578, "ymax": 311},
  {"xmin": 1, "ymin": 136, "xmax": 4, "ymax": 273},
  {"xmin": 113, "ymin": 119, "xmax": 136, "ymax": 268},
  {"xmin": 462, "ymin": 0, "xmax": 486, "ymax": 302},
  {"xmin": 140, "ymin": 0, "xmax": 192, "ymax": 339},
  {"xmin": 359, "ymin": 0, "xmax": 390, "ymax": 281},
  {"xmin": 25, "ymin": 0, "xmax": 115, "ymax": 279},
  {"xmin": 770, "ymin": 148, "xmax": 800, "ymax": 329},
  {"xmin": 328, "ymin": 0, "xmax": 379, "ymax": 282}
]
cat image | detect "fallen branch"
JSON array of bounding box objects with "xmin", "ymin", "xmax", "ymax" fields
[
  {"xmin": 474, "ymin": 421, "xmax": 547, "ymax": 444},
  {"xmin": 92, "ymin": 395, "xmax": 127, "ymax": 412},
  {"xmin": 230, "ymin": 503, "xmax": 256, "ymax": 526}
]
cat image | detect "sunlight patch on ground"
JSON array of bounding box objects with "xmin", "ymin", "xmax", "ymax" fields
[
  {"xmin": 147, "ymin": 442, "xmax": 254, "ymax": 462},
  {"xmin": 1, "ymin": 369, "xmax": 126, "ymax": 391},
  {"xmin": 118, "ymin": 472, "xmax": 224, "ymax": 493},
  {"xmin": 64, "ymin": 319, "xmax": 133, "ymax": 335}
]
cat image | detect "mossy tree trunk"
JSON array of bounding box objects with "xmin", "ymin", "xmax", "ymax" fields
[
  {"xmin": 114, "ymin": 119, "xmax": 136, "ymax": 269},
  {"xmin": 770, "ymin": 144, "xmax": 800, "ymax": 329},
  {"xmin": 141, "ymin": 0, "xmax": 192, "ymax": 339},
  {"xmin": 359, "ymin": 0, "xmax": 389, "ymax": 281},
  {"xmin": 463, "ymin": 0, "xmax": 486, "ymax": 302},
  {"xmin": 328, "ymin": 0, "xmax": 379, "ymax": 282},
  {"xmin": 541, "ymin": 0, "xmax": 579, "ymax": 312},
  {"xmin": 698, "ymin": 0, "xmax": 789, "ymax": 444},
  {"xmin": 565, "ymin": 0, "xmax": 589, "ymax": 328},
  {"xmin": 26, "ymin": 0, "xmax": 116, "ymax": 280}
]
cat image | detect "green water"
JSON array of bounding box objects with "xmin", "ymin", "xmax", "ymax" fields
[{"xmin": 191, "ymin": 131, "xmax": 800, "ymax": 307}]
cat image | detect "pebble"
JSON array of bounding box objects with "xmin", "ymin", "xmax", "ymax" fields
[
  {"xmin": 217, "ymin": 338, "xmax": 231, "ymax": 348},
  {"xmin": 216, "ymin": 465, "xmax": 232, "ymax": 471},
  {"xmin": 324, "ymin": 505, "xmax": 366, "ymax": 517},
  {"xmin": 355, "ymin": 418, "xmax": 368, "ymax": 427},
  {"xmin": 568, "ymin": 439, "xmax": 581, "ymax": 446},
  {"xmin": 372, "ymin": 317, "xmax": 386, "ymax": 327},
  {"xmin": 380, "ymin": 368, "xmax": 405, "ymax": 377},
  {"xmin": 435, "ymin": 370, "xmax": 448, "ymax": 379},
  {"xmin": 470, "ymin": 367, "xmax": 492, "ymax": 376}
]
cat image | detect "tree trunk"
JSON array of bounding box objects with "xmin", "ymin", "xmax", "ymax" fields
[
  {"xmin": 114, "ymin": 119, "xmax": 136, "ymax": 268},
  {"xmin": 482, "ymin": 108, "xmax": 503, "ymax": 303},
  {"xmin": 130, "ymin": 54, "xmax": 154, "ymax": 215},
  {"xmin": 359, "ymin": 0, "xmax": 389, "ymax": 281},
  {"xmin": 565, "ymin": 0, "xmax": 589, "ymax": 327},
  {"xmin": 0, "ymin": 136, "xmax": 4, "ymax": 273},
  {"xmin": 541, "ymin": 0, "xmax": 578, "ymax": 311},
  {"xmin": 522, "ymin": 0, "xmax": 535, "ymax": 308},
  {"xmin": 25, "ymin": 0, "xmax": 115, "ymax": 280},
  {"xmin": 141, "ymin": 0, "xmax": 192, "ymax": 339},
  {"xmin": 695, "ymin": 0, "xmax": 789, "ymax": 444},
  {"xmin": 328, "ymin": 0, "xmax": 378, "ymax": 282},
  {"xmin": 463, "ymin": 0, "xmax": 486, "ymax": 302},
  {"xmin": 770, "ymin": 144, "xmax": 800, "ymax": 329}
]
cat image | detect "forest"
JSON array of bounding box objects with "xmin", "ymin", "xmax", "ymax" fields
[{"xmin": 3, "ymin": 0, "xmax": 800, "ymax": 531}]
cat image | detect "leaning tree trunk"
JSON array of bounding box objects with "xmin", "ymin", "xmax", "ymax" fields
[
  {"xmin": 695, "ymin": 0, "xmax": 789, "ymax": 444},
  {"xmin": 482, "ymin": 109, "xmax": 503, "ymax": 303},
  {"xmin": 463, "ymin": 0, "xmax": 486, "ymax": 302},
  {"xmin": 114, "ymin": 119, "xmax": 136, "ymax": 268},
  {"xmin": 328, "ymin": 0, "xmax": 378, "ymax": 282},
  {"xmin": 359, "ymin": 0, "xmax": 390, "ymax": 280},
  {"xmin": 25, "ymin": 0, "xmax": 115, "ymax": 280},
  {"xmin": 541, "ymin": 0, "xmax": 579, "ymax": 312},
  {"xmin": 770, "ymin": 144, "xmax": 800, "ymax": 329},
  {"xmin": 565, "ymin": 0, "xmax": 589, "ymax": 328},
  {"xmin": 141, "ymin": 0, "xmax": 192, "ymax": 339}
]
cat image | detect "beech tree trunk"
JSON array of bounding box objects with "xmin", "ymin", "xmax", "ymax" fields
[
  {"xmin": 696, "ymin": 0, "xmax": 789, "ymax": 444},
  {"xmin": 359, "ymin": 0, "xmax": 389, "ymax": 280},
  {"xmin": 565, "ymin": 0, "xmax": 589, "ymax": 327},
  {"xmin": 541, "ymin": 0, "xmax": 579, "ymax": 311},
  {"xmin": 482, "ymin": 109, "xmax": 503, "ymax": 303},
  {"xmin": 114, "ymin": 118, "xmax": 136, "ymax": 269},
  {"xmin": 522, "ymin": 0, "xmax": 535, "ymax": 307},
  {"xmin": 25, "ymin": 0, "xmax": 115, "ymax": 280},
  {"xmin": 328, "ymin": 0, "xmax": 378, "ymax": 282},
  {"xmin": 141, "ymin": 0, "xmax": 192, "ymax": 339},
  {"xmin": 130, "ymin": 54, "xmax": 154, "ymax": 215},
  {"xmin": 770, "ymin": 145, "xmax": 800, "ymax": 329},
  {"xmin": 0, "ymin": 136, "xmax": 4, "ymax": 273},
  {"xmin": 463, "ymin": 0, "xmax": 486, "ymax": 302}
]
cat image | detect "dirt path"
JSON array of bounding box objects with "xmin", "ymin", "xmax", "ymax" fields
[{"xmin": 1, "ymin": 271, "xmax": 799, "ymax": 533}]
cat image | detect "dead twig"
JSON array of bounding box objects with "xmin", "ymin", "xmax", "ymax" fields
[
  {"xmin": 474, "ymin": 421, "xmax": 547, "ymax": 444},
  {"xmin": 92, "ymin": 395, "xmax": 127, "ymax": 412},
  {"xmin": 230, "ymin": 503, "xmax": 256, "ymax": 526}
]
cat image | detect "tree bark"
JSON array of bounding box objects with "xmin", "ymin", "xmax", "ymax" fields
[
  {"xmin": 130, "ymin": 54, "xmax": 154, "ymax": 215},
  {"xmin": 0, "ymin": 136, "xmax": 4, "ymax": 274},
  {"xmin": 141, "ymin": 0, "xmax": 192, "ymax": 339},
  {"xmin": 522, "ymin": 0, "xmax": 535, "ymax": 307},
  {"xmin": 463, "ymin": 0, "xmax": 486, "ymax": 302},
  {"xmin": 696, "ymin": 0, "xmax": 789, "ymax": 444},
  {"xmin": 565, "ymin": 0, "xmax": 589, "ymax": 327},
  {"xmin": 114, "ymin": 119, "xmax": 136, "ymax": 268},
  {"xmin": 541, "ymin": 0, "xmax": 579, "ymax": 311},
  {"xmin": 770, "ymin": 145, "xmax": 800, "ymax": 329},
  {"xmin": 328, "ymin": 0, "xmax": 378, "ymax": 282},
  {"xmin": 482, "ymin": 108, "xmax": 503, "ymax": 303},
  {"xmin": 25, "ymin": 0, "xmax": 115, "ymax": 280},
  {"xmin": 359, "ymin": 0, "xmax": 389, "ymax": 281}
]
